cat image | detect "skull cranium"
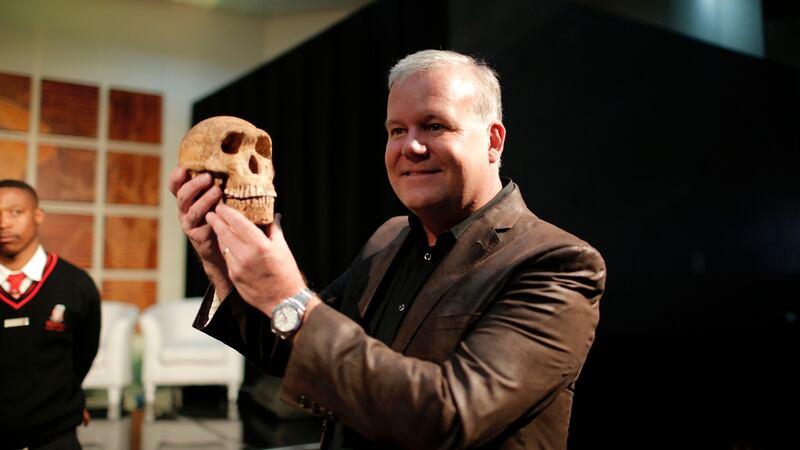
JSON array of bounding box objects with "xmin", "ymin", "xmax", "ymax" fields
[{"xmin": 179, "ymin": 116, "xmax": 276, "ymax": 224}]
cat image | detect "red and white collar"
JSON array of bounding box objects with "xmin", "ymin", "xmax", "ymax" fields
[
  {"xmin": 1, "ymin": 247, "xmax": 57, "ymax": 310},
  {"xmin": 0, "ymin": 245, "xmax": 47, "ymax": 283}
]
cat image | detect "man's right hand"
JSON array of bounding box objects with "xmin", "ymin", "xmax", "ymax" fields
[{"xmin": 169, "ymin": 167, "xmax": 233, "ymax": 297}]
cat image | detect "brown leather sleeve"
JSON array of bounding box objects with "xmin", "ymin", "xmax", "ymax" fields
[
  {"xmin": 193, "ymin": 286, "xmax": 292, "ymax": 376},
  {"xmin": 279, "ymin": 244, "xmax": 605, "ymax": 449}
]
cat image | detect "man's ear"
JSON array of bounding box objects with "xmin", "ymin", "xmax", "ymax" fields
[
  {"xmin": 34, "ymin": 207, "xmax": 44, "ymax": 226},
  {"xmin": 488, "ymin": 122, "xmax": 506, "ymax": 164}
]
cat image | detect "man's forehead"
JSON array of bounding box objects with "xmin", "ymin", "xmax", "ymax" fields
[
  {"xmin": 388, "ymin": 71, "xmax": 477, "ymax": 111},
  {"xmin": 448, "ymin": 75, "xmax": 479, "ymax": 98},
  {"xmin": 0, "ymin": 187, "xmax": 37, "ymax": 205},
  {"xmin": 386, "ymin": 110, "xmax": 446, "ymax": 125}
]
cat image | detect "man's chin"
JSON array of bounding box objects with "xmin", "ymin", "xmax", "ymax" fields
[
  {"xmin": 0, "ymin": 246, "xmax": 21, "ymax": 260},
  {"xmin": 401, "ymin": 197, "xmax": 453, "ymax": 219},
  {"xmin": 400, "ymin": 196, "xmax": 441, "ymax": 214}
]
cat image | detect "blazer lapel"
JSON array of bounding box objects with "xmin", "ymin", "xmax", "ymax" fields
[
  {"xmin": 357, "ymin": 226, "xmax": 410, "ymax": 318},
  {"xmin": 390, "ymin": 187, "xmax": 527, "ymax": 353}
]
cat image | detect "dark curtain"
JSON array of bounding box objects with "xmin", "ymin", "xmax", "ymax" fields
[{"xmin": 449, "ymin": 2, "xmax": 800, "ymax": 448}]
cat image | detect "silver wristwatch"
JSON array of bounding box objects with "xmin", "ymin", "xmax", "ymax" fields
[{"xmin": 270, "ymin": 288, "xmax": 313, "ymax": 339}]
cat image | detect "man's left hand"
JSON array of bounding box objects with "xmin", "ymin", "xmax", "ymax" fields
[
  {"xmin": 82, "ymin": 408, "xmax": 91, "ymax": 426},
  {"xmin": 205, "ymin": 203, "xmax": 306, "ymax": 317}
]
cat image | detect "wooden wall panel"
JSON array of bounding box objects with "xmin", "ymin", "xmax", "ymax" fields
[
  {"xmin": 40, "ymin": 79, "xmax": 98, "ymax": 137},
  {"xmin": 0, "ymin": 140, "xmax": 27, "ymax": 180},
  {"xmin": 104, "ymin": 216, "xmax": 158, "ymax": 269},
  {"xmin": 37, "ymin": 145, "xmax": 96, "ymax": 202},
  {"xmin": 106, "ymin": 152, "xmax": 160, "ymax": 205},
  {"xmin": 38, "ymin": 213, "xmax": 94, "ymax": 269},
  {"xmin": 0, "ymin": 72, "xmax": 30, "ymax": 132},
  {"xmin": 109, "ymin": 89, "xmax": 162, "ymax": 143},
  {"xmin": 102, "ymin": 280, "xmax": 156, "ymax": 310},
  {"xmin": 7, "ymin": 71, "xmax": 164, "ymax": 311}
]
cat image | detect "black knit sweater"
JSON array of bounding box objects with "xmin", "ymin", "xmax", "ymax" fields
[{"xmin": 0, "ymin": 254, "xmax": 100, "ymax": 448}]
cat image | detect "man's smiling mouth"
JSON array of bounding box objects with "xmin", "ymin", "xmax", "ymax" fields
[{"xmin": 403, "ymin": 169, "xmax": 441, "ymax": 176}]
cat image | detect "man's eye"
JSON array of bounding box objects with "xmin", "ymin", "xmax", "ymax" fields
[
  {"xmin": 389, "ymin": 128, "xmax": 405, "ymax": 136},
  {"xmin": 426, "ymin": 123, "xmax": 443, "ymax": 131}
]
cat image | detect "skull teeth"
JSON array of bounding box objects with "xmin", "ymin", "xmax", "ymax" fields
[
  {"xmin": 225, "ymin": 185, "xmax": 271, "ymax": 198},
  {"xmin": 226, "ymin": 196, "xmax": 274, "ymax": 206},
  {"xmin": 225, "ymin": 196, "xmax": 274, "ymax": 210}
]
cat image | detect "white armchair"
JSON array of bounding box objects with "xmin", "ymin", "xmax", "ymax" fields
[
  {"xmin": 82, "ymin": 300, "xmax": 138, "ymax": 420},
  {"xmin": 139, "ymin": 298, "xmax": 244, "ymax": 420}
]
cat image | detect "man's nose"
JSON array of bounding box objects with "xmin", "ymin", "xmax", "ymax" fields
[{"xmin": 402, "ymin": 132, "xmax": 427, "ymax": 158}]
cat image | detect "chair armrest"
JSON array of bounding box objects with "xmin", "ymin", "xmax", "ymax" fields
[
  {"xmin": 138, "ymin": 312, "xmax": 162, "ymax": 356},
  {"xmin": 106, "ymin": 309, "xmax": 138, "ymax": 349}
]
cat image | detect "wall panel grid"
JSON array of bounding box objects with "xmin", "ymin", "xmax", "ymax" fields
[{"xmin": 0, "ymin": 71, "xmax": 163, "ymax": 311}]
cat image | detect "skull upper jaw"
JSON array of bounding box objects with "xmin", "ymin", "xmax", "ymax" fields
[
  {"xmin": 185, "ymin": 169, "xmax": 276, "ymax": 224},
  {"xmin": 226, "ymin": 195, "xmax": 276, "ymax": 224}
]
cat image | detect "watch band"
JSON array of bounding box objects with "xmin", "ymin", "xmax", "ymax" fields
[
  {"xmin": 289, "ymin": 287, "xmax": 313, "ymax": 308},
  {"xmin": 270, "ymin": 287, "xmax": 314, "ymax": 339}
]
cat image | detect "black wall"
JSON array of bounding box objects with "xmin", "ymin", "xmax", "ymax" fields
[{"xmin": 189, "ymin": 1, "xmax": 799, "ymax": 448}]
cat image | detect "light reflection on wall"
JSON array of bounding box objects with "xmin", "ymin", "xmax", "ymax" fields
[
  {"xmin": 578, "ymin": 0, "xmax": 765, "ymax": 58},
  {"xmin": 672, "ymin": 0, "xmax": 764, "ymax": 57}
]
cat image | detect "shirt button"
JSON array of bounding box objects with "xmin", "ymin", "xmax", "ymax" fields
[
  {"xmin": 423, "ymin": 252, "xmax": 432, "ymax": 261},
  {"xmin": 398, "ymin": 304, "xmax": 406, "ymax": 312}
]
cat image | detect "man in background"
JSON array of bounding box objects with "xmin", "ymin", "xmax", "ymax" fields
[{"xmin": 0, "ymin": 179, "xmax": 100, "ymax": 450}]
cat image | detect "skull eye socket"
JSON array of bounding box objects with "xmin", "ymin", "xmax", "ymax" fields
[
  {"xmin": 221, "ymin": 132, "xmax": 244, "ymax": 154},
  {"xmin": 256, "ymin": 135, "xmax": 271, "ymax": 158},
  {"xmin": 249, "ymin": 155, "xmax": 259, "ymax": 174}
]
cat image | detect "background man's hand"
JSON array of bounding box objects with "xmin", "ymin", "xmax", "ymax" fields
[{"xmin": 82, "ymin": 408, "xmax": 90, "ymax": 427}]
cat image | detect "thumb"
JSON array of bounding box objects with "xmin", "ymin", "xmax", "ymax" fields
[{"xmin": 267, "ymin": 213, "xmax": 285, "ymax": 241}]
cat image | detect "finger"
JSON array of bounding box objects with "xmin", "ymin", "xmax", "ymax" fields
[
  {"xmin": 176, "ymin": 173, "xmax": 220, "ymax": 228},
  {"xmin": 215, "ymin": 203, "xmax": 267, "ymax": 244},
  {"xmin": 183, "ymin": 185, "xmax": 222, "ymax": 229},
  {"xmin": 168, "ymin": 167, "xmax": 189, "ymax": 196},
  {"xmin": 205, "ymin": 210, "xmax": 243, "ymax": 258},
  {"xmin": 175, "ymin": 172, "xmax": 213, "ymax": 213},
  {"xmin": 266, "ymin": 213, "xmax": 285, "ymax": 241}
]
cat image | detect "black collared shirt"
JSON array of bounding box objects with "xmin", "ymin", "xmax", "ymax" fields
[
  {"xmin": 333, "ymin": 179, "xmax": 514, "ymax": 450},
  {"xmin": 365, "ymin": 179, "xmax": 514, "ymax": 346}
]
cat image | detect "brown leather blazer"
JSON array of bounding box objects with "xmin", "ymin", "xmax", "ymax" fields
[{"xmin": 195, "ymin": 183, "xmax": 606, "ymax": 450}]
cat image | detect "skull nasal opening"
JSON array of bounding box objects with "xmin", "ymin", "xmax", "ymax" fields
[
  {"xmin": 221, "ymin": 132, "xmax": 244, "ymax": 154},
  {"xmin": 249, "ymin": 155, "xmax": 259, "ymax": 174}
]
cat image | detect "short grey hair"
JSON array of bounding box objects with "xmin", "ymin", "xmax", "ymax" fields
[{"xmin": 387, "ymin": 49, "xmax": 503, "ymax": 125}]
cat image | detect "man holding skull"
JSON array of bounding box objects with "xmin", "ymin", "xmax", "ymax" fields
[{"xmin": 170, "ymin": 49, "xmax": 605, "ymax": 450}]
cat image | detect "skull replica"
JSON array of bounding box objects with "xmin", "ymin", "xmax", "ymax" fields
[{"xmin": 179, "ymin": 116, "xmax": 276, "ymax": 224}]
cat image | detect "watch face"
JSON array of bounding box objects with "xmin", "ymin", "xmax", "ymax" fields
[{"xmin": 273, "ymin": 304, "xmax": 300, "ymax": 333}]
